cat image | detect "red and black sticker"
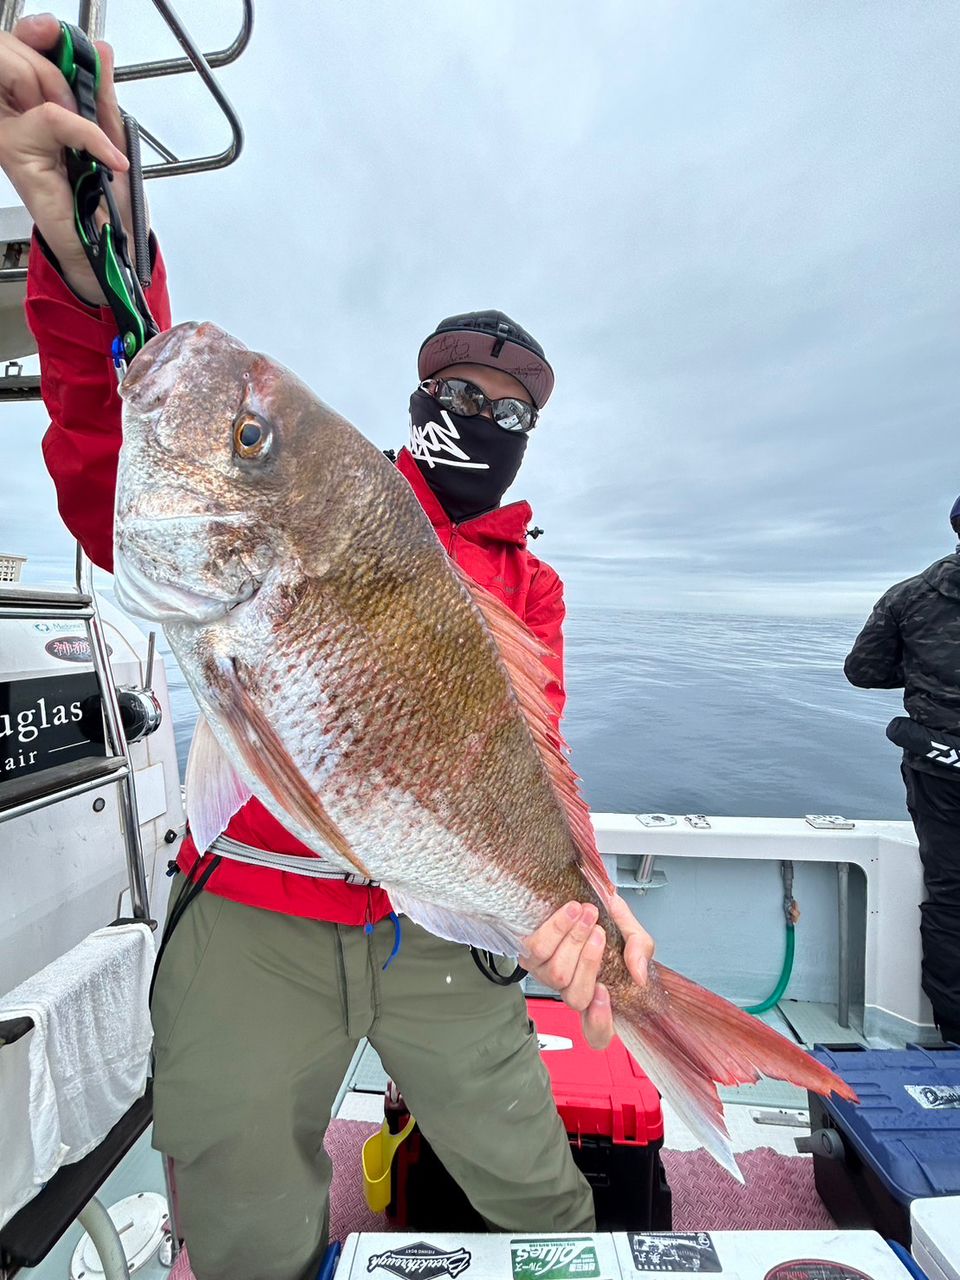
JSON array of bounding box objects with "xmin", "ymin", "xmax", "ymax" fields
[
  {"xmin": 766, "ymin": 1262, "xmax": 876, "ymax": 1280},
  {"xmin": 628, "ymin": 1234, "xmax": 721, "ymax": 1273},
  {"xmin": 44, "ymin": 635, "xmax": 110, "ymax": 663}
]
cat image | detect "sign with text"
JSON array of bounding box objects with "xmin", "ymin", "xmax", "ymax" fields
[{"xmin": 0, "ymin": 673, "xmax": 106, "ymax": 783}]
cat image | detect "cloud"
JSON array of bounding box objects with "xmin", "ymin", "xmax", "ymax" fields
[{"xmin": 1, "ymin": 1, "xmax": 956, "ymax": 616}]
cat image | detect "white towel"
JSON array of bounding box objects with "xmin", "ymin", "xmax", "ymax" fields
[
  {"xmin": 0, "ymin": 922, "xmax": 155, "ymax": 1228},
  {"xmin": 0, "ymin": 1029, "xmax": 40, "ymax": 1228}
]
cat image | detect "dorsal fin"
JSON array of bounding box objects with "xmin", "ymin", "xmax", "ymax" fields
[{"xmin": 453, "ymin": 563, "xmax": 613, "ymax": 903}]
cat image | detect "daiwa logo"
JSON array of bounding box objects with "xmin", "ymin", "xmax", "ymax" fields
[
  {"xmin": 367, "ymin": 1243, "xmax": 472, "ymax": 1280},
  {"xmin": 926, "ymin": 742, "xmax": 960, "ymax": 768}
]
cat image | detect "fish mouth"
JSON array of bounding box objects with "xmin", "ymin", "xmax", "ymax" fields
[
  {"xmin": 114, "ymin": 513, "xmax": 264, "ymax": 624},
  {"xmin": 114, "ymin": 554, "xmax": 258, "ymax": 624}
]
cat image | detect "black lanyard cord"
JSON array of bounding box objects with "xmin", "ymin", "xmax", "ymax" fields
[
  {"xmin": 148, "ymin": 856, "xmax": 222, "ymax": 1010},
  {"xmin": 470, "ymin": 947, "xmax": 527, "ymax": 986}
]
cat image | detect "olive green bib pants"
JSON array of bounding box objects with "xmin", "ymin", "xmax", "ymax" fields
[{"xmin": 151, "ymin": 887, "xmax": 594, "ymax": 1280}]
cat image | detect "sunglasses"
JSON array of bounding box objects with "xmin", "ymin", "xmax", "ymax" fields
[{"xmin": 419, "ymin": 377, "xmax": 537, "ymax": 434}]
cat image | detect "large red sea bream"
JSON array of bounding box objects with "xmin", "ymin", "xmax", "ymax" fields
[{"xmin": 113, "ymin": 321, "xmax": 856, "ymax": 1177}]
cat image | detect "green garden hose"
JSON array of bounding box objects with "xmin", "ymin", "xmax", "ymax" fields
[
  {"xmin": 744, "ymin": 859, "xmax": 798, "ymax": 1015},
  {"xmin": 744, "ymin": 919, "xmax": 796, "ymax": 1015}
]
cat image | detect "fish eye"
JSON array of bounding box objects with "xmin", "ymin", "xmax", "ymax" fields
[{"xmin": 233, "ymin": 414, "xmax": 271, "ymax": 460}]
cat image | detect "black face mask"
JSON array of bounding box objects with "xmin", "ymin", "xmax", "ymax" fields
[{"xmin": 408, "ymin": 389, "xmax": 528, "ymax": 523}]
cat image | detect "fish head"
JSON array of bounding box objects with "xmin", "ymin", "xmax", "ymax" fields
[{"xmin": 114, "ymin": 321, "xmax": 364, "ymax": 624}]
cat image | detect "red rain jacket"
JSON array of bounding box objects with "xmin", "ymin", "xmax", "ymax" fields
[{"xmin": 27, "ymin": 237, "xmax": 567, "ymax": 926}]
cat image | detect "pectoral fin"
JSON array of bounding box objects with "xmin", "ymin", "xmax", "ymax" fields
[{"xmin": 208, "ymin": 655, "xmax": 372, "ymax": 879}]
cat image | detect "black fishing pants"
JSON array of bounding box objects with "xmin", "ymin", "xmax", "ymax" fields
[{"xmin": 902, "ymin": 763, "xmax": 960, "ymax": 1036}]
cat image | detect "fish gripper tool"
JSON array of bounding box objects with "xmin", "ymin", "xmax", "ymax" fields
[{"xmin": 45, "ymin": 22, "xmax": 159, "ymax": 370}]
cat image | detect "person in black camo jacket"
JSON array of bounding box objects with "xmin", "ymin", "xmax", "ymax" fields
[{"xmin": 845, "ymin": 495, "xmax": 960, "ymax": 1045}]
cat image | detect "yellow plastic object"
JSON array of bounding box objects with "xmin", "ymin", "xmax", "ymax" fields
[{"xmin": 362, "ymin": 1116, "xmax": 416, "ymax": 1213}]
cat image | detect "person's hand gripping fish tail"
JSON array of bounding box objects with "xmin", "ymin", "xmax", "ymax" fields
[
  {"xmin": 521, "ymin": 894, "xmax": 653, "ymax": 1050},
  {"xmin": 525, "ymin": 886, "xmax": 859, "ymax": 1182},
  {"xmin": 521, "ymin": 867, "xmax": 857, "ymax": 1181},
  {"xmin": 112, "ymin": 321, "xmax": 858, "ymax": 1183}
]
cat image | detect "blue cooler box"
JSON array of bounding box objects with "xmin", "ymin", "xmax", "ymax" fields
[{"xmin": 808, "ymin": 1045, "xmax": 960, "ymax": 1246}]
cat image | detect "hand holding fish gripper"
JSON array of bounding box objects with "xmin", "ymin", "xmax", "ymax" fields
[{"xmin": 45, "ymin": 22, "xmax": 158, "ymax": 373}]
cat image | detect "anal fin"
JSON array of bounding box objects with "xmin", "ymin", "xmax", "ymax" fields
[{"xmin": 386, "ymin": 884, "xmax": 524, "ymax": 957}]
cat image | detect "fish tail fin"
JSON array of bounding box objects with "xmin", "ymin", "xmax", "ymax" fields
[{"xmin": 611, "ymin": 964, "xmax": 858, "ymax": 1180}]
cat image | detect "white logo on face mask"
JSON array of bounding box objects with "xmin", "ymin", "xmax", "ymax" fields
[{"xmin": 410, "ymin": 408, "xmax": 490, "ymax": 470}]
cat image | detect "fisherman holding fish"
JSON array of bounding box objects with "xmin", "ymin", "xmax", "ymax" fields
[
  {"xmin": 0, "ymin": 17, "xmax": 659, "ymax": 1280},
  {"xmin": 3, "ymin": 18, "xmax": 859, "ymax": 1278}
]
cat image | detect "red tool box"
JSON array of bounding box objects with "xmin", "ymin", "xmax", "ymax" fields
[{"xmin": 384, "ymin": 996, "xmax": 671, "ymax": 1230}]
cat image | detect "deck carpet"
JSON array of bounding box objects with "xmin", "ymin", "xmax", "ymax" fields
[
  {"xmin": 663, "ymin": 1147, "xmax": 836, "ymax": 1231},
  {"xmin": 169, "ymin": 1119, "xmax": 834, "ymax": 1277}
]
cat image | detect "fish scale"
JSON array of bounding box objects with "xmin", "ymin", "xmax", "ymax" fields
[
  {"xmin": 114, "ymin": 319, "xmax": 859, "ymax": 1179},
  {"xmin": 259, "ymin": 578, "xmax": 574, "ymax": 920}
]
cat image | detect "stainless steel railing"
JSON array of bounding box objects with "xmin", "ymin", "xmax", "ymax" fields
[
  {"xmin": 0, "ymin": 543, "xmax": 150, "ymax": 921},
  {"xmin": 0, "ymin": 0, "xmax": 251, "ymax": 179}
]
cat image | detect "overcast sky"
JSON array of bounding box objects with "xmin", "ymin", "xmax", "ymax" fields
[{"xmin": 2, "ymin": 1, "xmax": 958, "ymax": 615}]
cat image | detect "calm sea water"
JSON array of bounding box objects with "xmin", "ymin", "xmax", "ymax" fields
[{"xmin": 155, "ymin": 607, "xmax": 906, "ymax": 821}]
